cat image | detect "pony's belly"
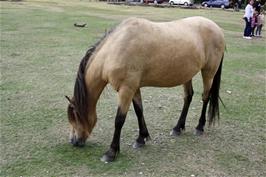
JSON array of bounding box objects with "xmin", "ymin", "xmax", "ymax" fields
[
  {"xmin": 140, "ymin": 81, "xmax": 181, "ymax": 87},
  {"xmin": 140, "ymin": 71, "xmax": 197, "ymax": 87}
]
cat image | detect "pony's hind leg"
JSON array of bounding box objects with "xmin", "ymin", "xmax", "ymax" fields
[
  {"xmin": 171, "ymin": 80, "xmax": 194, "ymax": 136},
  {"xmin": 195, "ymin": 74, "xmax": 213, "ymax": 135},
  {"xmin": 101, "ymin": 86, "xmax": 135, "ymax": 162},
  {"xmin": 132, "ymin": 89, "xmax": 151, "ymax": 149}
]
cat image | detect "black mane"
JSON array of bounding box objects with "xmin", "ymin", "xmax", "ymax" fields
[
  {"xmin": 73, "ymin": 30, "xmax": 112, "ymax": 126},
  {"xmin": 73, "ymin": 47, "xmax": 94, "ymax": 125}
]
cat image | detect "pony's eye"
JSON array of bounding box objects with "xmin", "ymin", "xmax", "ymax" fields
[
  {"xmin": 67, "ymin": 106, "xmax": 76, "ymax": 122},
  {"xmin": 73, "ymin": 109, "xmax": 80, "ymax": 118}
]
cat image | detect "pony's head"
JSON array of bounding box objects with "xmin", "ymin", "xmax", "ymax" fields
[
  {"xmin": 65, "ymin": 30, "xmax": 112, "ymax": 147},
  {"xmin": 65, "ymin": 96, "xmax": 89, "ymax": 147}
]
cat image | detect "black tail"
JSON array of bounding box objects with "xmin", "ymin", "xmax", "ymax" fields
[{"xmin": 208, "ymin": 54, "xmax": 224, "ymax": 126}]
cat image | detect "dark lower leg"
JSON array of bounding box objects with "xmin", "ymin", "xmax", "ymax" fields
[
  {"xmin": 195, "ymin": 99, "xmax": 209, "ymax": 133},
  {"xmin": 244, "ymin": 18, "xmax": 252, "ymax": 36},
  {"xmin": 132, "ymin": 90, "xmax": 150, "ymax": 146},
  {"xmin": 172, "ymin": 94, "xmax": 193, "ymax": 133},
  {"xmin": 172, "ymin": 81, "xmax": 193, "ymax": 135},
  {"xmin": 257, "ymin": 25, "xmax": 262, "ymax": 35},
  {"xmin": 244, "ymin": 18, "xmax": 249, "ymax": 36},
  {"xmin": 247, "ymin": 21, "xmax": 252, "ymax": 37},
  {"xmin": 197, "ymin": 71, "xmax": 214, "ymax": 135},
  {"xmin": 255, "ymin": 26, "xmax": 259, "ymax": 35},
  {"xmin": 101, "ymin": 107, "xmax": 126, "ymax": 162},
  {"xmin": 251, "ymin": 27, "xmax": 255, "ymax": 36}
]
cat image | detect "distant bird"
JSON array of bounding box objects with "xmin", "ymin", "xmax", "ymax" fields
[{"xmin": 74, "ymin": 23, "xmax": 87, "ymax": 28}]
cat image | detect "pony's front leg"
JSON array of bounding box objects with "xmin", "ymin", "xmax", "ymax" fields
[{"xmin": 101, "ymin": 86, "xmax": 135, "ymax": 162}]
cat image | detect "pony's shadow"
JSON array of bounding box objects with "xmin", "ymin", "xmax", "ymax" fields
[
  {"xmin": 54, "ymin": 141, "xmax": 105, "ymax": 161},
  {"xmin": 51, "ymin": 141, "xmax": 132, "ymax": 169}
]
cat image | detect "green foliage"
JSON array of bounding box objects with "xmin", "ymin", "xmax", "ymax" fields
[{"xmin": 194, "ymin": 0, "xmax": 203, "ymax": 4}]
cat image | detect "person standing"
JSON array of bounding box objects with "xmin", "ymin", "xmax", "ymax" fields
[
  {"xmin": 251, "ymin": 11, "xmax": 258, "ymax": 36},
  {"xmin": 255, "ymin": 11, "xmax": 265, "ymax": 37},
  {"xmin": 243, "ymin": 0, "xmax": 254, "ymax": 39}
]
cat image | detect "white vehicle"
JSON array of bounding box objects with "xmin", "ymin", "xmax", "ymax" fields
[{"xmin": 169, "ymin": 0, "xmax": 193, "ymax": 6}]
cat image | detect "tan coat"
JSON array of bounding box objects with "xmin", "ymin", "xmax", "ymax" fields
[{"xmin": 87, "ymin": 16, "xmax": 225, "ymax": 93}]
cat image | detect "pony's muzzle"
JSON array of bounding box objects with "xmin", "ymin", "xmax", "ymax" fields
[{"xmin": 70, "ymin": 136, "xmax": 85, "ymax": 147}]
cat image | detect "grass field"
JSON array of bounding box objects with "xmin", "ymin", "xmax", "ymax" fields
[{"xmin": 1, "ymin": 0, "xmax": 266, "ymax": 176}]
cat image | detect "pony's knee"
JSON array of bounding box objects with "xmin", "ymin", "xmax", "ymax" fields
[
  {"xmin": 118, "ymin": 86, "xmax": 136, "ymax": 114},
  {"xmin": 188, "ymin": 89, "xmax": 194, "ymax": 100},
  {"xmin": 185, "ymin": 93, "xmax": 193, "ymax": 104},
  {"xmin": 115, "ymin": 107, "xmax": 126, "ymax": 129},
  {"xmin": 183, "ymin": 81, "xmax": 194, "ymax": 102},
  {"xmin": 184, "ymin": 88, "xmax": 194, "ymax": 102},
  {"xmin": 202, "ymin": 92, "xmax": 210, "ymax": 102},
  {"xmin": 202, "ymin": 79, "xmax": 213, "ymax": 101}
]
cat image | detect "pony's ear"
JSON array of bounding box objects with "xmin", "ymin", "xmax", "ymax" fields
[
  {"xmin": 65, "ymin": 96, "xmax": 75, "ymax": 109},
  {"xmin": 65, "ymin": 95, "xmax": 75, "ymax": 106},
  {"xmin": 65, "ymin": 95, "xmax": 72, "ymax": 103}
]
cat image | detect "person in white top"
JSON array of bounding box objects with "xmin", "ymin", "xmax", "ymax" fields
[{"xmin": 243, "ymin": 0, "xmax": 254, "ymax": 39}]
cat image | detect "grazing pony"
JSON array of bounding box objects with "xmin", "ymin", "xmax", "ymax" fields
[{"xmin": 66, "ymin": 16, "xmax": 225, "ymax": 162}]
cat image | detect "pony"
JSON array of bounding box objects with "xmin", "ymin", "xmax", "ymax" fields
[{"xmin": 66, "ymin": 16, "xmax": 225, "ymax": 162}]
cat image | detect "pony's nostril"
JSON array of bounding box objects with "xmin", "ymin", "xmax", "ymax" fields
[
  {"xmin": 70, "ymin": 136, "xmax": 85, "ymax": 147},
  {"xmin": 70, "ymin": 136, "xmax": 77, "ymax": 145},
  {"xmin": 76, "ymin": 138, "xmax": 85, "ymax": 147},
  {"xmin": 70, "ymin": 138, "xmax": 75, "ymax": 144}
]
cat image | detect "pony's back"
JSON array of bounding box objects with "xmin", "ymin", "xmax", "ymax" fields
[{"xmin": 90, "ymin": 17, "xmax": 224, "ymax": 89}]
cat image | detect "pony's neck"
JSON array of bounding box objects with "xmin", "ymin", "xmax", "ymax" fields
[
  {"xmin": 85, "ymin": 61, "xmax": 107, "ymax": 128},
  {"xmin": 77, "ymin": 32, "xmax": 110, "ymax": 133}
]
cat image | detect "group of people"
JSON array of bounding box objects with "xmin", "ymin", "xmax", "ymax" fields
[{"xmin": 243, "ymin": 0, "xmax": 264, "ymax": 39}]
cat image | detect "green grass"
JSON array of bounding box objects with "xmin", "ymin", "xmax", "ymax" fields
[{"xmin": 1, "ymin": 0, "xmax": 266, "ymax": 176}]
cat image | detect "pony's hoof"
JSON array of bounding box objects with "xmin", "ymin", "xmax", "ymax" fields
[
  {"xmin": 145, "ymin": 136, "xmax": 151, "ymax": 141},
  {"xmin": 100, "ymin": 154, "xmax": 114, "ymax": 163},
  {"xmin": 170, "ymin": 129, "xmax": 181, "ymax": 136},
  {"xmin": 195, "ymin": 129, "xmax": 204, "ymax": 136},
  {"xmin": 133, "ymin": 141, "xmax": 145, "ymax": 149},
  {"xmin": 100, "ymin": 150, "xmax": 117, "ymax": 163}
]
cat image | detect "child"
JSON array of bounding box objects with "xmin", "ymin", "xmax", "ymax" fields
[
  {"xmin": 251, "ymin": 11, "xmax": 258, "ymax": 36},
  {"xmin": 255, "ymin": 11, "xmax": 264, "ymax": 37}
]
